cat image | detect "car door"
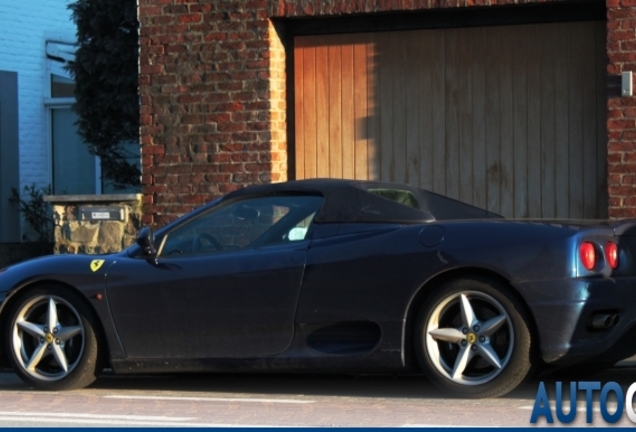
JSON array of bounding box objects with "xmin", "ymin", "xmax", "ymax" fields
[{"xmin": 105, "ymin": 194, "xmax": 323, "ymax": 359}]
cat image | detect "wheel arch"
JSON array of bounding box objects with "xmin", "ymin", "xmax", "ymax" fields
[
  {"xmin": 403, "ymin": 267, "xmax": 541, "ymax": 370},
  {"xmin": 0, "ymin": 280, "xmax": 110, "ymax": 370}
]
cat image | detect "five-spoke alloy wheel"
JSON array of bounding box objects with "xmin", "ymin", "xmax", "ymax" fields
[
  {"xmin": 415, "ymin": 277, "xmax": 534, "ymax": 398},
  {"xmin": 5, "ymin": 286, "xmax": 101, "ymax": 390}
]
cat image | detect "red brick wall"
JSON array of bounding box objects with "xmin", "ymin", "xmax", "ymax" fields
[
  {"xmin": 607, "ymin": 0, "xmax": 636, "ymax": 218},
  {"xmin": 139, "ymin": 0, "xmax": 629, "ymax": 225},
  {"xmin": 139, "ymin": 0, "xmax": 288, "ymax": 225}
]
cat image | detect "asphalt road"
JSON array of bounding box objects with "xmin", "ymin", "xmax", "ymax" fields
[{"xmin": 0, "ymin": 367, "xmax": 635, "ymax": 427}]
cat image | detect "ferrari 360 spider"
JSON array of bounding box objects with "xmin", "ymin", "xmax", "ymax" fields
[{"xmin": 0, "ymin": 179, "xmax": 635, "ymax": 398}]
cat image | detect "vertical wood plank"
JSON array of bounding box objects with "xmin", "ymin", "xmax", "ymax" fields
[
  {"xmin": 526, "ymin": 24, "xmax": 542, "ymax": 218},
  {"xmin": 341, "ymin": 38, "xmax": 355, "ymax": 180},
  {"xmin": 391, "ymin": 31, "xmax": 407, "ymax": 184},
  {"xmin": 472, "ymin": 27, "xmax": 487, "ymax": 211},
  {"xmin": 596, "ymin": 21, "xmax": 608, "ymax": 218},
  {"xmin": 554, "ymin": 24, "xmax": 570, "ymax": 218},
  {"xmin": 419, "ymin": 29, "xmax": 435, "ymax": 192},
  {"xmin": 485, "ymin": 26, "xmax": 501, "ymax": 214},
  {"xmin": 458, "ymin": 27, "xmax": 473, "ymax": 205},
  {"xmin": 512, "ymin": 26, "xmax": 528, "ymax": 218},
  {"xmin": 432, "ymin": 30, "xmax": 446, "ymax": 195},
  {"xmin": 315, "ymin": 40, "xmax": 330, "ymax": 178},
  {"xmin": 376, "ymin": 33, "xmax": 393, "ymax": 181},
  {"xmin": 294, "ymin": 36, "xmax": 305, "ymax": 180},
  {"xmin": 582, "ymin": 22, "xmax": 598, "ymax": 219},
  {"xmin": 406, "ymin": 30, "xmax": 421, "ymax": 187},
  {"xmin": 445, "ymin": 28, "xmax": 460, "ymax": 200},
  {"xmin": 367, "ymin": 33, "xmax": 381, "ymax": 180},
  {"xmin": 378, "ymin": 33, "xmax": 394, "ymax": 182},
  {"xmin": 568, "ymin": 23, "xmax": 584, "ymax": 218},
  {"xmin": 301, "ymin": 38, "xmax": 317, "ymax": 179},
  {"xmin": 540, "ymin": 24, "xmax": 556, "ymax": 218},
  {"xmin": 499, "ymin": 25, "xmax": 514, "ymax": 218},
  {"xmin": 353, "ymin": 34, "xmax": 369, "ymax": 180},
  {"xmin": 328, "ymin": 37, "xmax": 342, "ymax": 178}
]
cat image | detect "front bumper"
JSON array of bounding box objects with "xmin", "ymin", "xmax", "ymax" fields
[{"xmin": 515, "ymin": 276, "xmax": 636, "ymax": 366}]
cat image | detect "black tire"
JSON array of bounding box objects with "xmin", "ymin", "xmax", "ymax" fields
[
  {"xmin": 415, "ymin": 277, "xmax": 535, "ymax": 398},
  {"xmin": 4, "ymin": 285, "xmax": 101, "ymax": 390}
]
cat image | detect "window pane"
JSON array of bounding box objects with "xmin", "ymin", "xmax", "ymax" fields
[
  {"xmin": 51, "ymin": 74, "xmax": 75, "ymax": 98},
  {"xmin": 52, "ymin": 108, "xmax": 96, "ymax": 194},
  {"xmin": 160, "ymin": 195, "xmax": 324, "ymax": 256}
]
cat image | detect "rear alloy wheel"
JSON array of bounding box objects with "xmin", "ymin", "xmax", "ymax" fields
[
  {"xmin": 415, "ymin": 278, "xmax": 534, "ymax": 398},
  {"xmin": 5, "ymin": 287, "xmax": 100, "ymax": 390}
]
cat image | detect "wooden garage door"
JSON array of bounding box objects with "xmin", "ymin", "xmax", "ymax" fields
[{"xmin": 293, "ymin": 22, "xmax": 607, "ymax": 219}]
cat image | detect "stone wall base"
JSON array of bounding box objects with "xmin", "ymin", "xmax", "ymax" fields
[{"xmin": 45, "ymin": 194, "xmax": 142, "ymax": 255}]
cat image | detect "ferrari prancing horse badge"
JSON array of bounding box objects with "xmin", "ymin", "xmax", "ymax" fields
[{"xmin": 90, "ymin": 260, "xmax": 105, "ymax": 272}]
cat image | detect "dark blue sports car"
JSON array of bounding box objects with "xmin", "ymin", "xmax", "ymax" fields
[{"xmin": 0, "ymin": 179, "xmax": 635, "ymax": 398}]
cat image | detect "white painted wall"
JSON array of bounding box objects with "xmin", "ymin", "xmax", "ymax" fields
[{"xmin": 0, "ymin": 0, "xmax": 76, "ymax": 190}]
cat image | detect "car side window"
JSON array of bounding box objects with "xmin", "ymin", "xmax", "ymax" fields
[
  {"xmin": 368, "ymin": 188, "xmax": 420, "ymax": 209},
  {"xmin": 284, "ymin": 213, "xmax": 315, "ymax": 241},
  {"xmin": 159, "ymin": 195, "xmax": 323, "ymax": 256}
]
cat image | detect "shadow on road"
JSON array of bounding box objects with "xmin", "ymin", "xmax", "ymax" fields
[
  {"xmin": 1, "ymin": 366, "xmax": 635, "ymax": 401},
  {"xmin": 90, "ymin": 370, "xmax": 540, "ymax": 400}
]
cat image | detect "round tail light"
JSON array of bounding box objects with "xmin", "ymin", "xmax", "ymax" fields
[
  {"xmin": 605, "ymin": 242, "xmax": 619, "ymax": 269},
  {"xmin": 579, "ymin": 242, "xmax": 596, "ymax": 271}
]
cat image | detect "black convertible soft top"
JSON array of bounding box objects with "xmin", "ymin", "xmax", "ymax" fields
[{"xmin": 223, "ymin": 179, "xmax": 502, "ymax": 224}]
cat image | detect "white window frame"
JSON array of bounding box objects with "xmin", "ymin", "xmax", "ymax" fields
[{"xmin": 45, "ymin": 41, "xmax": 102, "ymax": 194}]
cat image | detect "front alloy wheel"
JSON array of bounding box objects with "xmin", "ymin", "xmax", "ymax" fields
[
  {"xmin": 5, "ymin": 287, "xmax": 100, "ymax": 390},
  {"xmin": 416, "ymin": 278, "xmax": 534, "ymax": 398}
]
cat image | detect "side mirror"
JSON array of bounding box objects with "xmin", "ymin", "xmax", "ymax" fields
[{"xmin": 136, "ymin": 226, "xmax": 157, "ymax": 257}]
